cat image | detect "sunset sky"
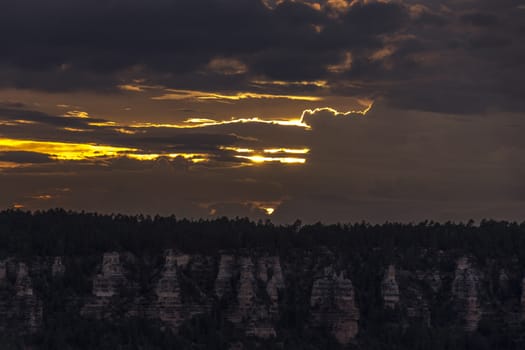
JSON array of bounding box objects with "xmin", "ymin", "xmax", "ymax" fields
[{"xmin": 1, "ymin": 0, "xmax": 524, "ymax": 222}]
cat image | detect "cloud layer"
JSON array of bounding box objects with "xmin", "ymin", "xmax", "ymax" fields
[
  {"xmin": 1, "ymin": 0, "xmax": 525, "ymax": 222},
  {"xmin": 0, "ymin": 0, "xmax": 523, "ymax": 113}
]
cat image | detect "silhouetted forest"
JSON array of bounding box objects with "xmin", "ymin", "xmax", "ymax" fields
[{"xmin": 1, "ymin": 209, "xmax": 525, "ymax": 258}]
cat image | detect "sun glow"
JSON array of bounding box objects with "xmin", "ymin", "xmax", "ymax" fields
[
  {"xmin": 264, "ymin": 207, "xmax": 275, "ymax": 215},
  {"xmin": 221, "ymin": 146, "xmax": 309, "ymax": 154},
  {"xmin": 139, "ymin": 104, "xmax": 373, "ymax": 131},
  {"xmin": 84, "ymin": 104, "xmax": 372, "ymax": 132},
  {"xmin": 263, "ymin": 148, "xmax": 310, "ymax": 154},
  {"xmin": 220, "ymin": 147, "xmax": 310, "ymax": 164},
  {"xmin": 130, "ymin": 117, "xmax": 309, "ymax": 129},
  {"xmin": 300, "ymin": 103, "xmax": 373, "ymax": 122},
  {"xmin": 235, "ymin": 155, "xmax": 306, "ymax": 164}
]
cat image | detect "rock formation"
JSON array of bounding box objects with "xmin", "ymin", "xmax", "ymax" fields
[
  {"xmin": 0, "ymin": 260, "xmax": 6, "ymax": 281},
  {"xmin": 521, "ymin": 276, "xmax": 525, "ymax": 320},
  {"xmin": 0, "ymin": 262, "xmax": 43, "ymax": 333},
  {"xmin": 417, "ymin": 269, "xmax": 442, "ymax": 293},
  {"xmin": 382, "ymin": 265, "xmax": 400, "ymax": 309},
  {"xmin": 215, "ymin": 254, "xmax": 235, "ymax": 299},
  {"xmin": 5, "ymin": 247, "xmax": 525, "ymax": 347},
  {"xmin": 149, "ymin": 250, "xmax": 183, "ymax": 329},
  {"xmin": 452, "ymin": 257, "xmax": 482, "ymax": 332},
  {"xmin": 82, "ymin": 252, "xmax": 128, "ymax": 317},
  {"xmin": 247, "ymin": 256, "xmax": 285, "ymax": 338},
  {"xmin": 404, "ymin": 285, "xmax": 431, "ymax": 326},
  {"xmin": 16, "ymin": 263, "xmax": 43, "ymax": 332},
  {"xmin": 51, "ymin": 256, "xmax": 65, "ymax": 277},
  {"xmin": 174, "ymin": 253, "xmax": 190, "ymax": 269},
  {"xmin": 15, "ymin": 263, "xmax": 34, "ymax": 297},
  {"xmin": 310, "ymin": 267, "xmax": 360, "ymax": 344},
  {"xmin": 93, "ymin": 252, "xmax": 126, "ymax": 297},
  {"xmin": 257, "ymin": 256, "xmax": 285, "ymax": 311},
  {"xmin": 230, "ymin": 257, "xmax": 257, "ymax": 323},
  {"xmin": 216, "ymin": 255, "xmax": 285, "ymax": 338}
]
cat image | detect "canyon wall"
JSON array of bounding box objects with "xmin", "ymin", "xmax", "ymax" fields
[{"xmin": 1, "ymin": 249, "xmax": 524, "ymax": 347}]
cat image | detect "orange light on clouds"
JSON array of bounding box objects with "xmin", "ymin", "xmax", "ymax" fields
[
  {"xmin": 64, "ymin": 110, "xmax": 90, "ymax": 118},
  {"xmin": 151, "ymin": 89, "xmax": 323, "ymax": 102},
  {"xmin": 0, "ymin": 138, "xmax": 136, "ymax": 161},
  {"xmin": 250, "ymin": 80, "xmax": 328, "ymax": 88},
  {"xmin": 127, "ymin": 153, "xmax": 210, "ymax": 163},
  {"xmin": 63, "ymin": 127, "xmax": 92, "ymax": 133},
  {"xmin": 299, "ymin": 103, "xmax": 373, "ymax": 122},
  {"xmin": 221, "ymin": 146, "xmax": 310, "ymax": 158},
  {"xmin": 1, "ymin": 120, "xmax": 36, "ymax": 126},
  {"xmin": 32, "ymin": 194, "xmax": 53, "ymax": 200},
  {"xmin": 327, "ymin": 51, "xmax": 353, "ymax": 73},
  {"xmin": 14, "ymin": 119, "xmax": 37, "ymax": 124},
  {"xmin": 219, "ymin": 146, "xmax": 256, "ymax": 153},
  {"xmin": 264, "ymin": 207, "xmax": 275, "ymax": 215},
  {"xmin": 0, "ymin": 103, "xmax": 372, "ymax": 169},
  {"xmin": 87, "ymin": 121, "xmax": 118, "ymax": 127},
  {"xmin": 263, "ymin": 148, "xmax": 310, "ymax": 154},
  {"xmin": 235, "ymin": 155, "xmax": 306, "ymax": 164},
  {"xmin": 61, "ymin": 104, "xmax": 373, "ymax": 132},
  {"xmin": 130, "ymin": 117, "xmax": 309, "ymax": 129},
  {"xmin": 117, "ymin": 84, "xmax": 145, "ymax": 92},
  {"xmin": 114, "ymin": 128, "xmax": 138, "ymax": 135},
  {"xmin": 0, "ymin": 138, "xmax": 215, "ymax": 164},
  {"xmin": 0, "ymin": 161, "xmax": 24, "ymax": 169}
]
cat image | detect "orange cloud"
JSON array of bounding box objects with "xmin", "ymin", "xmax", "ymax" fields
[
  {"xmin": 0, "ymin": 138, "xmax": 136, "ymax": 161},
  {"xmin": 207, "ymin": 57, "xmax": 248, "ymax": 75},
  {"xmin": 235, "ymin": 155, "xmax": 306, "ymax": 164},
  {"xmin": 152, "ymin": 89, "xmax": 322, "ymax": 102}
]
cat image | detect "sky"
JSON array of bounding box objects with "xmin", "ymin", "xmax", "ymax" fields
[{"xmin": 1, "ymin": 0, "xmax": 525, "ymax": 223}]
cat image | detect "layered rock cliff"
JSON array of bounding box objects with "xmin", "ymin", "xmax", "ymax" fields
[
  {"xmin": 451, "ymin": 257, "xmax": 482, "ymax": 332},
  {"xmin": 0, "ymin": 260, "xmax": 43, "ymax": 334},
  {"xmin": 1, "ymin": 248, "xmax": 525, "ymax": 348},
  {"xmin": 148, "ymin": 250, "xmax": 184, "ymax": 329},
  {"xmin": 522, "ymin": 277, "xmax": 525, "ymax": 320},
  {"xmin": 382, "ymin": 264, "xmax": 432, "ymax": 326},
  {"xmin": 381, "ymin": 265, "xmax": 400, "ymax": 309},
  {"xmin": 310, "ymin": 266, "xmax": 359, "ymax": 344},
  {"xmin": 81, "ymin": 252, "xmax": 131, "ymax": 318},
  {"xmin": 217, "ymin": 254, "xmax": 285, "ymax": 338}
]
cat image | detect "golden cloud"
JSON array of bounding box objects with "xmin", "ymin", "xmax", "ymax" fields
[
  {"xmin": 0, "ymin": 138, "xmax": 136, "ymax": 161},
  {"xmin": 152, "ymin": 89, "xmax": 322, "ymax": 102}
]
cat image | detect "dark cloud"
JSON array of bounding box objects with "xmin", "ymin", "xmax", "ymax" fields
[
  {"xmin": 0, "ymin": 151, "xmax": 52, "ymax": 164},
  {"xmin": 0, "ymin": 106, "xmax": 108, "ymax": 129},
  {"xmin": 460, "ymin": 12, "xmax": 500, "ymax": 27},
  {"xmin": 271, "ymin": 103, "xmax": 525, "ymax": 222},
  {"xmin": 0, "ymin": 101, "xmax": 27, "ymax": 109},
  {"xmin": 0, "ymin": 0, "xmax": 522, "ymax": 114}
]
